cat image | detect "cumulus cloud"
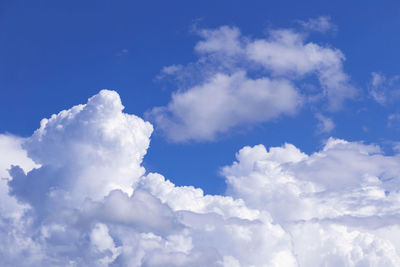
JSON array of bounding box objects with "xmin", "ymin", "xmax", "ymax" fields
[
  {"xmin": 149, "ymin": 25, "xmax": 356, "ymax": 142},
  {"xmin": 149, "ymin": 71, "xmax": 301, "ymax": 142},
  {"xmin": 223, "ymin": 137, "xmax": 400, "ymax": 265},
  {"xmin": 0, "ymin": 135, "xmax": 38, "ymax": 179},
  {"xmin": 245, "ymin": 29, "xmax": 355, "ymax": 109},
  {"xmin": 1, "ymin": 91, "xmax": 400, "ymax": 266},
  {"xmin": 0, "ymin": 135, "xmax": 38, "ymax": 221}
]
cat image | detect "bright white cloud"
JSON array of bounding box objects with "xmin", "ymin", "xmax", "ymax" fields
[
  {"xmin": 223, "ymin": 137, "xmax": 400, "ymax": 265},
  {"xmin": 1, "ymin": 91, "xmax": 400, "ymax": 266},
  {"xmin": 0, "ymin": 90, "xmax": 296, "ymax": 266},
  {"xmin": 149, "ymin": 71, "xmax": 301, "ymax": 142},
  {"xmin": 150, "ymin": 25, "xmax": 356, "ymax": 142},
  {"xmin": 15, "ymin": 90, "xmax": 153, "ymax": 205},
  {"xmin": 245, "ymin": 29, "xmax": 355, "ymax": 109},
  {"xmin": 0, "ymin": 134, "xmax": 38, "ymax": 179}
]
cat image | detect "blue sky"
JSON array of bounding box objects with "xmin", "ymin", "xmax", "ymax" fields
[
  {"xmin": 2, "ymin": 1, "xmax": 400, "ymax": 266},
  {"xmin": 2, "ymin": 0, "xmax": 400, "ymax": 195}
]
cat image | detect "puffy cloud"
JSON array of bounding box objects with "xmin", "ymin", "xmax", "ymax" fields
[
  {"xmin": 195, "ymin": 26, "xmax": 243, "ymax": 56},
  {"xmin": 245, "ymin": 29, "xmax": 355, "ymax": 109},
  {"xmin": 150, "ymin": 25, "xmax": 356, "ymax": 142},
  {"xmin": 223, "ymin": 137, "xmax": 400, "ymax": 265},
  {"xmin": 0, "ymin": 90, "xmax": 296, "ymax": 266},
  {"xmin": 288, "ymin": 223, "xmax": 400, "ymax": 266},
  {"xmin": 0, "ymin": 135, "xmax": 38, "ymax": 179},
  {"xmin": 149, "ymin": 71, "xmax": 301, "ymax": 142},
  {"xmin": 12, "ymin": 90, "xmax": 153, "ymax": 206},
  {"xmin": 90, "ymin": 223, "xmax": 121, "ymax": 266},
  {"xmin": 1, "ymin": 91, "xmax": 400, "ymax": 266},
  {"xmin": 0, "ymin": 135, "xmax": 38, "ymax": 220}
]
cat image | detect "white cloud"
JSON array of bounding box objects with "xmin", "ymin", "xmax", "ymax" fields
[
  {"xmin": 223, "ymin": 137, "xmax": 400, "ymax": 265},
  {"xmin": 149, "ymin": 71, "xmax": 301, "ymax": 142},
  {"xmin": 1, "ymin": 91, "xmax": 400, "ymax": 266},
  {"xmin": 151, "ymin": 25, "xmax": 356, "ymax": 142},
  {"xmin": 160, "ymin": 64, "xmax": 183, "ymax": 75},
  {"xmin": 90, "ymin": 223, "xmax": 121, "ymax": 266},
  {"xmin": 0, "ymin": 135, "xmax": 38, "ymax": 179},
  {"xmin": 0, "ymin": 90, "xmax": 296, "ymax": 266},
  {"xmin": 315, "ymin": 113, "xmax": 335, "ymax": 133},
  {"xmin": 368, "ymin": 72, "xmax": 400, "ymax": 105},
  {"xmin": 0, "ymin": 135, "xmax": 38, "ymax": 220},
  {"xmin": 15, "ymin": 90, "xmax": 153, "ymax": 205},
  {"xmin": 195, "ymin": 26, "xmax": 243, "ymax": 56},
  {"xmin": 298, "ymin": 16, "xmax": 336, "ymax": 33},
  {"xmin": 193, "ymin": 26, "xmax": 356, "ymax": 108},
  {"xmin": 244, "ymin": 29, "xmax": 355, "ymax": 109}
]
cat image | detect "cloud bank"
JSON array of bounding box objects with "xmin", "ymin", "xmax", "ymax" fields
[
  {"xmin": 1, "ymin": 91, "xmax": 400, "ymax": 266},
  {"xmin": 148, "ymin": 25, "xmax": 356, "ymax": 142}
]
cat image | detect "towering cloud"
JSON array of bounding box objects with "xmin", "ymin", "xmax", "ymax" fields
[{"xmin": 1, "ymin": 91, "xmax": 400, "ymax": 266}]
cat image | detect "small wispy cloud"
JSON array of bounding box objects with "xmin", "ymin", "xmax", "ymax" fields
[
  {"xmin": 388, "ymin": 113, "xmax": 400, "ymax": 128},
  {"xmin": 368, "ymin": 72, "xmax": 400, "ymax": 105},
  {"xmin": 315, "ymin": 113, "xmax": 335, "ymax": 134},
  {"xmin": 298, "ymin": 16, "xmax": 337, "ymax": 33},
  {"xmin": 116, "ymin": 48, "xmax": 129, "ymax": 57}
]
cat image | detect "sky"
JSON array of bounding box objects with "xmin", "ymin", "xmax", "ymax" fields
[{"xmin": 1, "ymin": 0, "xmax": 400, "ymax": 266}]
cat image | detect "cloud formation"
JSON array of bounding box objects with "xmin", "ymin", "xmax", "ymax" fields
[
  {"xmin": 150, "ymin": 71, "xmax": 301, "ymax": 142},
  {"xmin": 149, "ymin": 25, "xmax": 356, "ymax": 142},
  {"xmin": 1, "ymin": 91, "xmax": 400, "ymax": 266}
]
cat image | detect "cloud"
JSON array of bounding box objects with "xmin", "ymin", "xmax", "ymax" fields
[
  {"xmin": 0, "ymin": 90, "xmax": 296, "ymax": 266},
  {"xmin": 315, "ymin": 113, "xmax": 335, "ymax": 133},
  {"xmin": 388, "ymin": 113, "xmax": 400, "ymax": 128},
  {"xmin": 0, "ymin": 135, "xmax": 38, "ymax": 220},
  {"xmin": 0, "ymin": 135, "xmax": 38, "ymax": 179},
  {"xmin": 1, "ymin": 91, "xmax": 400, "ymax": 266},
  {"xmin": 195, "ymin": 26, "xmax": 243, "ymax": 56},
  {"xmin": 368, "ymin": 72, "xmax": 400, "ymax": 105},
  {"xmin": 160, "ymin": 64, "xmax": 183, "ymax": 76},
  {"xmin": 298, "ymin": 16, "xmax": 336, "ymax": 33},
  {"xmin": 116, "ymin": 49, "xmax": 129, "ymax": 57},
  {"xmin": 11, "ymin": 90, "xmax": 153, "ymax": 207},
  {"xmin": 150, "ymin": 25, "xmax": 356, "ymax": 142},
  {"xmin": 223, "ymin": 137, "xmax": 400, "ymax": 265},
  {"xmin": 149, "ymin": 71, "xmax": 302, "ymax": 142},
  {"xmin": 245, "ymin": 29, "xmax": 355, "ymax": 109},
  {"xmin": 223, "ymin": 138, "xmax": 400, "ymax": 221}
]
